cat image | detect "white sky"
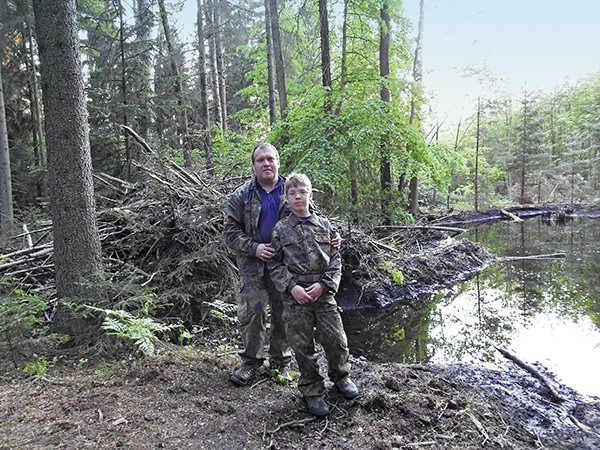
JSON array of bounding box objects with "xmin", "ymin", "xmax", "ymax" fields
[{"xmin": 402, "ymin": 0, "xmax": 600, "ymax": 128}]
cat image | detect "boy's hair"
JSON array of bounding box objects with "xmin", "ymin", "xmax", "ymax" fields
[{"xmin": 285, "ymin": 172, "xmax": 312, "ymax": 193}]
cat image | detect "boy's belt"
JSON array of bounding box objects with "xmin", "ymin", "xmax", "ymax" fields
[{"xmin": 293, "ymin": 273, "xmax": 322, "ymax": 283}]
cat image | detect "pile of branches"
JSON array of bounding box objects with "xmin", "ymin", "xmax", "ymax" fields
[
  {"xmin": 337, "ymin": 225, "xmax": 494, "ymax": 309},
  {"xmin": 1, "ymin": 153, "xmax": 495, "ymax": 325},
  {"xmin": 1, "ymin": 155, "xmax": 243, "ymax": 324}
]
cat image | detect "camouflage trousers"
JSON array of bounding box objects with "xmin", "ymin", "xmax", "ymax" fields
[
  {"xmin": 237, "ymin": 273, "xmax": 292, "ymax": 368},
  {"xmin": 283, "ymin": 292, "xmax": 350, "ymax": 398}
]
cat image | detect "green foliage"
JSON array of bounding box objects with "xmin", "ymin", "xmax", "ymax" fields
[
  {"xmin": 0, "ymin": 277, "xmax": 63, "ymax": 368},
  {"xmin": 269, "ymin": 367, "xmax": 298, "ymax": 386},
  {"xmin": 23, "ymin": 356, "xmax": 51, "ymax": 377},
  {"xmin": 85, "ymin": 298, "xmax": 180, "ymax": 357},
  {"xmin": 379, "ymin": 261, "xmax": 404, "ymax": 286},
  {"xmin": 389, "ymin": 325, "xmax": 406, "ymax": 342},
  {"xmin": 204, "ymin": 299, "xmax": 237, "ymax": 325}
]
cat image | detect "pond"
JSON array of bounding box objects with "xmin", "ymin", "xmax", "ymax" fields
[{"xmin": 342, "ymin": 215, "xmax": 600, "ymax": 397}]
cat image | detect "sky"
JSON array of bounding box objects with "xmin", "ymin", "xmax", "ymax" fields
[
  {"xmin": 401, "ymin": 0, "xmax": 600, "ymax": 128},
  {"xmin": 175, "ymin": 1, "xmax": 600, "ymax": 129}
]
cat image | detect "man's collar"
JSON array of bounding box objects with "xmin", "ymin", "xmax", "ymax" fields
[{"xmin": 252, "ymin": 175, "xmax": 284, "ymax": 193}]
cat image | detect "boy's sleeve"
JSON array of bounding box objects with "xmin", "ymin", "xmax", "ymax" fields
[{"xmin": 267, "ymin": 225, "xmax": 296, "ymax": 293}]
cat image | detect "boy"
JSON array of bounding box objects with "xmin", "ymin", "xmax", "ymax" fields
[{"xmin": 268, "ymin": 173, "xmax": 358, "ymax": 417}]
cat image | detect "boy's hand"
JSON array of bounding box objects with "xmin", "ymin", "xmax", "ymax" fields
[
  {"xmin": 291, "ymin": 285, "xmax": 313, "ymax": 304},
  {"xmin": 305, "ymin": 283, "xmax": 323, "ymax": 301}
]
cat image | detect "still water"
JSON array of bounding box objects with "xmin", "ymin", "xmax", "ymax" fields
[{"xmin": 342, "ymin": 215, "xmax": 600, "ymax": 397}]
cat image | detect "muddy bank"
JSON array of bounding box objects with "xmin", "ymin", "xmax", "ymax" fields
[
  {"xmin": 1, "ymin": 349, "xmax": 599, "ymax": 449},
  {"xmin": 430, "ymin": 203, "xmax": 600, "ymax": 227}
]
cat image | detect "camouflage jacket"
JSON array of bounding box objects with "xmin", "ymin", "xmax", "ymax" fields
[
  {"xmin": 222, "ymin": 175, "xmax": 289, "ymax": 277},
  {"xmin": 268, "ymin": 213, "xmax": 341, "ymax": 295}
]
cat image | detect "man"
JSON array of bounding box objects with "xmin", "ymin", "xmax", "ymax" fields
[{"xmin": 223, "ymin": 143, "xmax": 293, "ymax": 385}]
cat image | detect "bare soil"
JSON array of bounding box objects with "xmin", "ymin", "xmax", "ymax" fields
[{"xmin": 1, "ymin": 336, "xmax": 599, "ymax": 450}]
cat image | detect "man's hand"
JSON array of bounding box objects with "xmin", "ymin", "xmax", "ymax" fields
[
  {"xmin": 305, "ymin": 283, "xmax": 323, "ymax": 301},
  {"xmin": 256, "ymin": 243, "xmax": 275, "ymax": 261},
  {"xmin": 331, "ymin": 228, "xmax": 342, "ymax": 249},
  {"xmin": 291, "ymin": 285, "xmax": 314, "ymax": 304}
]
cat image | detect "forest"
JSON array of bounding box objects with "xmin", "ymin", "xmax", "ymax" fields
[{"xmin": 1, "ymin": 1, "xmax": 600, "ymax": 448}]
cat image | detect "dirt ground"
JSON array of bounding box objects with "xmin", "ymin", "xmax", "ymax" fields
[{"xmin": 1, "ymin": 338, "xmax": 600, "ymax": 450}]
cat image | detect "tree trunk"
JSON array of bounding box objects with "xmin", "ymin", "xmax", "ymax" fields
[
  {"xmin": 407, "ymin": 0, "xmax": 425, "ymax": 216},
  {"xmin": 32, "ymin": 0, "xmax": 103, "ymax": 336},
  {"xmin": 205, "ymin": 0, "xmax": 223, "ymax": 132},
  {"xmin": 197, "ymin": 0, "xmax": 214, "ymax": 172},
  {"xmin": 318, "ymin": 0, "xmax": 332, "ymax": 113},
  {"xmin": 212, "ymin": 0, "xmax": 227, "ymax": 131},
  {"xmin": 409, "ymin": 0, "xmax": 424, "ymax": 124},
  {"xmin": 379, "ymin": 2, "xmax": 391, "ymax": 224},
  {"xmin": 264, "ymin": 0, "xmax": 277, "ymax": 124},
  {"xmin": 158, "ymin": 0, "xmax": 193, "ymax": 167},
  {"xmin": 520, "ymin": 99, "xmax": 528, "ymax": 204},
  {"xmin": 409, "ymin": 176, "xmax": 419, "ymax": 214},
  {"xmin": 339, "ymin": 0, "xmax": 349, "ymax": 94},
  {"xmin": 475, "ymin": 97, "xmax": 481, "ymax": 211},
  {"xmin": 116, "ymin": 0, "xmax": 132, "ymax": 180},
  {"xmin": 268, "ymin": 0, "xmax": 288, "ymax": 118},
  {"xmin": 26, "ymin": 19, "xmax": 47, "ymax": 199},
  {"xmin": 134, "ymin": 0, "xmax": 153, "ymax": 144},
  {"xmin": 0, "ymin": 68, "xmax": 14, "ymax": 242}
]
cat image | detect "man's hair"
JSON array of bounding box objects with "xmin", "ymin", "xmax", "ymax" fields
[
  {"xmin": 285, "ymin": 172, "xmax": 312, "ymax": 193},
  {"xmin": 251, "ymin": 142, "xmax": 279, "ymax": 163}
]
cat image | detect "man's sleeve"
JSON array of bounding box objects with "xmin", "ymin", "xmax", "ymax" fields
[
  {"xmin": 222, "ymin": 187, "xmax": 259, "ymax": 257},
  {"xmin": 267, "ymin": 226, "xmax": 296, "ymax": 293}
]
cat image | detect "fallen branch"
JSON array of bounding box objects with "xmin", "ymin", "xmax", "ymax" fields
[
  {"xmin": 500, "ymin": 209, "xmax": 524, "ymax": 222},
  {"xmin": 266, "ymin": 417, "xmax": 316, "ymax": 434},
  {"xmin": 0, "ymin": 247, "xmax": 54, "ymax": 271},
  {"xmin": 375, "ymin": 224, "xmax": 467, "ymax": 235},
  {"xmin": 495, "ymin": 346, "xmax": 563, "ymax": 404},
  {"xmin": 568, "ymin": 413, "xmax": 600, "ymax": 438},
  {"xmin": 497, "ymin": 253, "xmax": 565, "ymax": 262}
]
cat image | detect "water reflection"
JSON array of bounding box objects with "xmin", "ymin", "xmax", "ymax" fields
[{"xmin": 342, "ymin": 216, "xmax": 600, "ymax": 396}]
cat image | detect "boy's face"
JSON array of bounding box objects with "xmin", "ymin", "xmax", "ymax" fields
[{"xmin": 286, "ymin": 183, "xmax": 312, "ymax": 216}]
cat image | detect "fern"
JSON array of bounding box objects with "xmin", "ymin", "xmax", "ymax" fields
[{"xmin": 86, "ymin": 305, "xmax": 180, "ymax": 356}]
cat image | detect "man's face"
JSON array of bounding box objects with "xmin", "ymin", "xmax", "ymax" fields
[{"xmin": 253, "ymin": 147, "xmax": 280, "ymax": 186}]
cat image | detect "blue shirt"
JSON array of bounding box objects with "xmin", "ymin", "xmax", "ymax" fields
[{"xmin": 257, "ymin": 178, "xmax": 283, "ymax": 243}]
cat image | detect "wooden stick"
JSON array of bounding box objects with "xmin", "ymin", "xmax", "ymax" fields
[
  {"xmin": 22, "ymin": 224, "xmax": 34, "ymax": 249},
  {"xmin": 500, "ymin": 209, "xmax": 524, "ymax": 222},
  {"xmin": 122, "ymin": 125, "xmax": 153, "ymax": 154},
  {"xmin": 1, "ymin": 243, "xmax": 52, "ymax": 260},
  {"xmin": 495, "ymin": 346, "xmax": 563, "ymax": 404},
  {"xmin": 266, "ymin": 417, "xmax": 316, "ymax": 434},
  {"xmin": 497, "ymin": 253, "xmax": 565, "ymax": 262},
  {"xmin": 375, "ymin": 224, "xmax": 467, "ymax": 234}
]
